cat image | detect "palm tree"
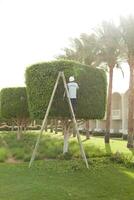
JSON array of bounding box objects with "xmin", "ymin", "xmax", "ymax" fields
[
  {"xmin": 95, "ymin": 21, "xmax": 122, "ymax": 143},
  {"xmin": 120, "ymin": 15, "xmax": 134, "ymax": 148},
  {"xmin": 57, "ymin": 33, "xmax": 98, "ymax": 66}
]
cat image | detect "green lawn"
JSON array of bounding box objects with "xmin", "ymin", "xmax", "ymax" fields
[
  {"xmin": 0, "ymin": 131, "xmax": 134, "ymax": 199},
  {"xmin": 0, "ymin": 160, "xmax": 134, "ymax": 200}
]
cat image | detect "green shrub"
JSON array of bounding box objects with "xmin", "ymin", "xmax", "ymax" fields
[
  {"xmin": 0, "ymin": 87, "xmax": 29, "ymax": 121},
  {"xmin": 11, "ymin": 148, "xmax": 25, "ymax": 160},
  {"xmin": 57, "ymin": 152, "xmax": 73, "ymax": 160},
  {"xmin": 110, "ymin": 152, "xmax": 134, "ymax": 167},
  {"xmin": 24, "ymin": 154, "xmax": 31, "ymax": 162},
  {"xmin": 123, "ymin": 134, "xmax": 127, "ymax": 140},
  {"xmin": 110, "ymin": 133, "xmax": 123, "ymax": 138},
  {"xmin": 0, "ymin": 125, "xmax": 41, "ymax": 131},
  {"xmin": 0, "ymin": 125, "xmax": 12, "ymax": 131},
  {"xmin": 27, "ymin": 125, "xmax": 41, "ymax": 130},
  {"xmin": 92, "ymin": 132, "xmax": 122, "ymax": 138},
  {"xmin": 26, "ymin": 60, "xmax": 107, "ymax": 120},
  {"xmin": 0, "ymin": 148, "xmax": 8, "ymax": 162}
]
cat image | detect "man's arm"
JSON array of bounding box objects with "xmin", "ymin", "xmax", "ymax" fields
[{"xmin": 76, "ymin": 83, "xmax": 79, "ymax": 89}]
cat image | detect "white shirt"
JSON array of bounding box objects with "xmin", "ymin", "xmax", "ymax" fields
[{"xmin": 67, "ymin": 82, "xmax": 79, "ymax": 99}]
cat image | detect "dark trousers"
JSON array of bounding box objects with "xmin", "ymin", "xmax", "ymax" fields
[{"xmin": 70, "ymin": 98, "xmax": 77, "ymax": 114}]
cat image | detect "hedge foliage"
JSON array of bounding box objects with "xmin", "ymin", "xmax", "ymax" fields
[
  {"xmin": 25, "ymin": 60, "xmax": 107, "ymax": 119},
  {"xmin": 92, "ymin": 131, "xmax": 123, "ymax": 138},
  {"xmin": 0, "ymin": 87, "xmax": 29, "ymax": 120}
]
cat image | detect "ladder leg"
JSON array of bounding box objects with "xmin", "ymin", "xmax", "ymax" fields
[{"xmin": 61, "ymin": 72, "xmax": 89, "ymax": 169}]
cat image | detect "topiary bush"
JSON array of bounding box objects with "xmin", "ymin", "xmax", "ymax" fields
[
  {"xmin": 0, "ymin": 87, "xmax": 29, "ymax": 122},
  {"xmin": 25, "ymin": 60, "xmax": 107, "ymax": 120}
]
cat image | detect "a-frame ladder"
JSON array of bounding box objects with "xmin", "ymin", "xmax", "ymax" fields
[{"xmin": 29, "ymin": 71, "xmax": 89, "ymax": 169}]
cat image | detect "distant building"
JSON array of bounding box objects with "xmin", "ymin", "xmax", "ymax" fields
[{"xmin": 87, "ymin": 90, "xmax": 131, "ymax": 135}]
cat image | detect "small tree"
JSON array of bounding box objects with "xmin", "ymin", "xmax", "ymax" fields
[
  {"xmin": 0, "ymin": 87, "xmax": 30, "ymax": 140},
  {"xmin": 26, "ymin": 60, "xmax": 107, "ymax": 153}
]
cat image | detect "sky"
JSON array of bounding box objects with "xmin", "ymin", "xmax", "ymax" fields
[{"xmin": 0, "ymin": 0, "xmax": 133, "ymax": 92}]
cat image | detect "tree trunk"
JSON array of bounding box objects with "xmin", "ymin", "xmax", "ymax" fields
[
  {"xmin": 63, "ymin": 120, "xmax": 71, "ymax": 154},
  {"xmin": 50, "ymin": 119, "xmax": 54, "ymax": 133},
  {"xmin": 45, "ymin": 119, "xmax": 48, "ymax": 132},
  {"xmin": 20, "ymin": 125, "xmax": 23, "ymax": 136},
  {"xmin": 14, "ymin": 119, "xmax": 24, "ymax": 140},
  {"xmin": 54, "ymin": 119, "xmax": 58, "ymax": 134},
  {"xmin": 72, "ymin": 126, "xmax": 76, "ymax": 137},
  {"xmin": 127, "ymin": 62, "xmax": 134, "ymax": 148},
  {"xmin": 85, "ymin": 120, "xmax": 90, "ymax": 139},
  {"xmin": 11, "ymin": 124, "xmax": 14, "ymax": 131},
  {"xmin": 17, "ymin": 126, "xmax": 21, "ymax": 140},
  {"xmin": 63, "ymin": 131, "xmax": 70, "ymax": 154},
  {"xmin": 105, "ymin": 66, "xmax": 114, "ymax": 143},
  {"xmin": 24, "ymin": 126, "xmax": 27, "ymax": 134}
]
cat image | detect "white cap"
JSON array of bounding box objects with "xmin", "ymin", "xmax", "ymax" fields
[{"xmin": 69, "ymin": 76, "xmax": 75, "ymax": 82}]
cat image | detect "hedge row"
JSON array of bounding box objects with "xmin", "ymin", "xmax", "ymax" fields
[
  {"xmin": 0, "ymin": 125, "xmax": 41, "ymax": 131},
  {"xmin": 26, "ymin": 60, "xmax": 107, "ymax": 120},
  {"xmin": 0, "ymin": 125, "xmax": 127, "ymax": 140},
  {"xmin": 92, "ymin": 131, "xmax": 123, "ymax": 138}
]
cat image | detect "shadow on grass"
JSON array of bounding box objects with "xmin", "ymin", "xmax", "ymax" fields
[{"xmin": 130, "ymin": 149, "xmax": 134, "ymax": 156}]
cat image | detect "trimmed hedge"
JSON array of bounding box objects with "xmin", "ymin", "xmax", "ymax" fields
[
  {"xmin": 0, "ymin": 125, "xmax": 41, "ymax": 131},
  {"xmin": 0, "ymin": 125, "xmax": 15, "ymax": 131},
  {"xmin": 0, "ymin": 87, "xmax": 29, "ymax": 120},
  {"xmin": 25, "ymin": 60, "xmax": 107, "ymax": 119},
  {"xmin": 122, "ymin": 134, "xmax": 127, "ymax": 140},
  {"xmin": 92, "ymin": 131, "xmax": 123, "ymax": 138}
]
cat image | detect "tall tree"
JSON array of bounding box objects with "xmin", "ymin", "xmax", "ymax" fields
[
  {"xmin": 95, "ymin": 21, "xmax": 122, "ymax": 143},
  {"xmin": 120, "ymin": 15, "xmax": 134, "ymax": 148},
  {"xmin": 58, "ymin": 33, "xmax": 98, "ymax": 66}
]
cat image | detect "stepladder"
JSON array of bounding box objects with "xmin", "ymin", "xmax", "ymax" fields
[{"xmin": 29, "ymin": 71, "xmax": 89, "ymax": 169}]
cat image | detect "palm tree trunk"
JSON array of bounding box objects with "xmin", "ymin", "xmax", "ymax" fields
[
  {"xmin": 105, "ymin": 66, "xmax": 114, "ymax": 143},
  {"xmin": 127, "ymin": 64, "xmax": 134, "ymax": 148}
]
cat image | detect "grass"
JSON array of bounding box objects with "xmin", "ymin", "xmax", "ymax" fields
[
  {"xmin": 0, "ymin": 159, "xmax": 134, "ymax": 200},
  {"xmin": 0, "ymin": 131, "xmax": 134, "ymax": 163},
  {"xmin": 0, "ymin": 131, "xmax": 134, "ymax": 199}
]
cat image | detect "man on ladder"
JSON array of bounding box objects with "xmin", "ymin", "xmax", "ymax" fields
[{"xmin": 65, "ymin": 76, "xmax": 79, "ymax": 114}]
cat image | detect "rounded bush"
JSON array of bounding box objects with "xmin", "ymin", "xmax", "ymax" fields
[
  {"xmin": 25, "ymin": 60, "xmax": 107, "ymax": 119},
  {"xmin": 0, "ymin": 87, "xmax": 29, "ymax": 120}
]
